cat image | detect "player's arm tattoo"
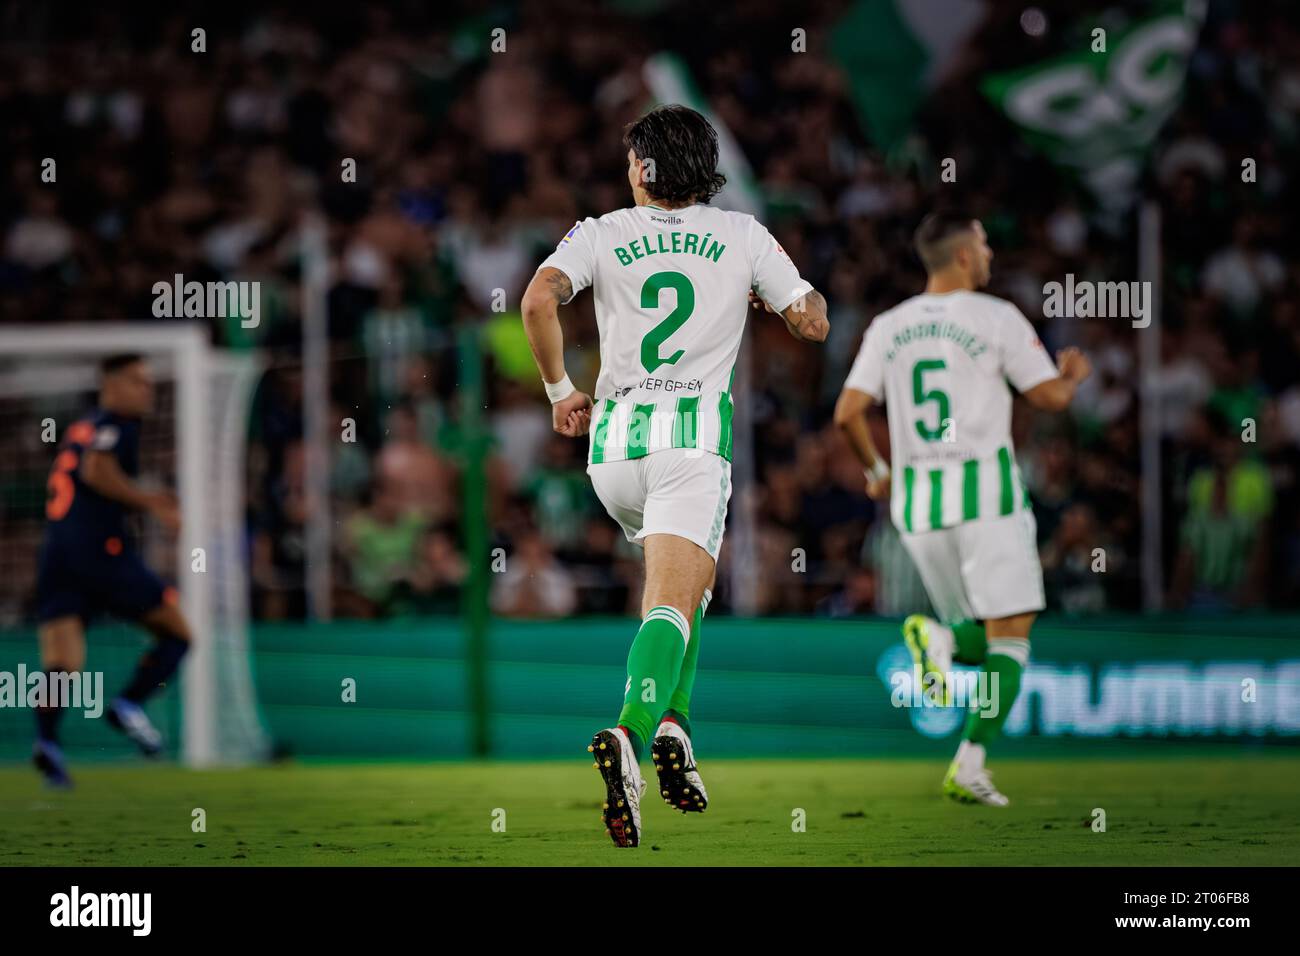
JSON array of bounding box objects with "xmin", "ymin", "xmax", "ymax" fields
[
  {"xmin": 541, "ymin": 268, "xmax": 573, "ymax": 305},
  {"xmin": 521, "ymin": 267, "xmax": 574, "ymax": 386},
  {"xmin": 783, "ymin": 289, "xmax": 829, "ymax": 342}
]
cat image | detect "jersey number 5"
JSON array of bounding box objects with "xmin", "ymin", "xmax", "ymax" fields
[
  {"xmin": 912, "ymin": 359, "xmax": 952, "ymax": 442},
  {"xmin": 46, "ymin": 449, "xmax": 79, "ymax": 520},
  {"xmin": 639, "ymin": 271, "xmax": 695, "ymax": 374}
]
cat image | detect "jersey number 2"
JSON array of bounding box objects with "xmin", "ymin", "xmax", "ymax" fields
[{"xmin": 639, "ymin": 271, "xmax": 695, "ymax": 374}]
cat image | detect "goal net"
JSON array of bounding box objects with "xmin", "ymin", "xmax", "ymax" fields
[{"xmin": 0, "ymin": 324, "xmax": 268, "ymax": 767}]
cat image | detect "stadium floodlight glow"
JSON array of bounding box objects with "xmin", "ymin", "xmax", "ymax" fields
[{"xmin": 0, "ymin": 323, "xmax": 269, "ymax": 767}]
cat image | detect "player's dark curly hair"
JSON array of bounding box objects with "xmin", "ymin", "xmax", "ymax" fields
[{"xmin": 623, "ymin": 105, "xmax": 727, "ymax": 206}]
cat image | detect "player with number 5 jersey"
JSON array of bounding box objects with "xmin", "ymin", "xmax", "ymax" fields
[
  {"xmin": 835, "ymin": 212, "xmax": 1091, "ymax": 807},
  {"xmin": 521, "ymin": 105, "xmax": 827, "ymax": 847},
  {"xmin": 32, "ymin": 354, "xmax": 195, "ymax": 789}
]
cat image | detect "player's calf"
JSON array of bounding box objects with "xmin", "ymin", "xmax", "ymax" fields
[
  {"xmin": 33, "ymin": 696, "xmax": 74, "ymax": 786},
  {"xmin": 943, "ymin": 635, "xmax": 1028, "ymax": 807},
  {"xmin": 110, "ymin": 603, "xmax": 190, "ymax": 758},
  {"xmin": 140, "ymin": 601, "xmax": 193, "ymax": 645},
  {"xmin": 33, "ymin": 627, "xmax": 82, "ymax": 788}
]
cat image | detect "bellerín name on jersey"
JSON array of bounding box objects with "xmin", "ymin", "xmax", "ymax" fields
[
  {"xmin": 613, "ymin": 232, "xmax": 726, "ymax": 266},
  {"xmin": 882, "ymin": 320, "xmax": 989, "ymax": 363}
]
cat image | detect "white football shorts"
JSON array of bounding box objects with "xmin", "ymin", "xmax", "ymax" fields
[
  {"xmin": 899, "ymin": 508, "xmax": 1045, "ymax": 622},
  {"xmin": 587, "ymin": 449, "xmax": 732, "ymax": 560}
]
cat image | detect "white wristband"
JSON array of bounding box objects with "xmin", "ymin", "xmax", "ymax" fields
[
  {"xmin": 866, "ymin": 459, "xmax": 890, "ymax": 482},
  {"xmin": 544, "ymin": 374, "xmax": 576, "ymax": 404}
]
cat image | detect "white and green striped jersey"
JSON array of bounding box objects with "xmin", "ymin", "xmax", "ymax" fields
[
  {"xmin": 538, "ymin": 203, "xmax": 812, "ymax": 464},
  {"xmin": 844, "ymin": 290, "xmax": 1059, "ymax": 533}
]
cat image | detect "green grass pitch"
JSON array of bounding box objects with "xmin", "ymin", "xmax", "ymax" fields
[{"xmin": 2, "ymin": 754, "xmax": 1297, "ymax": 866}]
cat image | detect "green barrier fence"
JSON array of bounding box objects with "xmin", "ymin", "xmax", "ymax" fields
[
  {"xmin": 0, "ymin": 624, "xmax": 182, "ymax": 763},
  {"xmin": 2, "ymin": 615, "xmax": 1299, "ymax": 763}
]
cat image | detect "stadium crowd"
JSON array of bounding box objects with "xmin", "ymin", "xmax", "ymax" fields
[{"xmin": 1, "ymin": 1, "xmax": 1298, "ymax": 622}]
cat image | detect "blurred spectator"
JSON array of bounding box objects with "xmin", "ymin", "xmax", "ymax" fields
[
  {"xmin": 1202, "ymin": 217, "xmax": 1285, "ymax": 318},
  {"xmin": 525, "ymin": 434, "xmax": 597, "ymax": 550},
  {"xmin": 2, "ymin": 0, "xmax": 1298, "ymax": 620},
  {"xmin": 341, "ymin": 480, "xmax": 428, "ymax": 617},
  {"xmin": 1041, "ymin": 503, "xmax": 1112, "ymax": 615},
  {"xmin": 1169, "ymin": 433, "xmax": 1272, "ymax": 609},
  {"xmin": 409, "ymin": 525, "xmax": 468, "ymax": 614},
  {"xmin": 491, "ymin": 528, "xmax": 578, "ymax": 619},
  {"xmin": 863, "ymin": 520, "xmax": 931, "ymax": 618},
  {"xmin": 817, "ymin": 566, "xmax": 878, "ymax": 618},
  {"xmin": 374, "ymin": 402, "xmax": 457, "ymax": 521}
]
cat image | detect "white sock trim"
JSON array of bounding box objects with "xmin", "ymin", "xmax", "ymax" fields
[
  {"xmin": 956, "ymin": 739, "xmax": 986, "ymax": 771},
  {"xmin": 701, "ymin": 588, "xmax": 712, "ymax": 617},
  {"xmin": 987, "ymin": 639, "xmax": 1030, "ymax": 667},
  {"xmin": 644, "ymin": 606, "xmax": 691, "ymax": 646}
]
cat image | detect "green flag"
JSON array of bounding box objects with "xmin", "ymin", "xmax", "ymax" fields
[
  {"xmin": 642, "ymin": 52, "xmax": 764, "ymax": 216},
  {"xmin": 831, "ymin": 0, "xmax": 987, "ymax": 153},
  {"xmin": 982, "ymin": 1, "xmax": 1206, "ymax": 211}
]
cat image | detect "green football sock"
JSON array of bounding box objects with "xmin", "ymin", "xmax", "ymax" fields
[
  {"xmin": 951, "ymin": 619, "xmax": 987, "ymax": 665},
  {"xmin": 962, "ymin": 639, "xmax": 1028, "ymax": 746},
  {"xmin": 616, "ymin": 606, "xmax": 690, "ymax": 746},
  {"xmin": 662, "ymin": 610, "xmax": 702, "ymax": 736},
  {"xmin": 666, "ymin": 589, "xmax": 710, "ymax": 728}
]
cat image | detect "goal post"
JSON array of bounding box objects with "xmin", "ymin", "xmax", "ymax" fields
[{"xmin": 0, "ymin": 323, "xmax": 269, "ymax": 767}]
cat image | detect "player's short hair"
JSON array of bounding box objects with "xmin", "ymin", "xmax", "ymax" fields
[
  {"xmin": 100, "ymin": 353, "xmax": 145, "ymax": 376},
  {"xmin": 914, "ymin": 212, "xmax": 979, "ymax": 272},
  {"xmin": 623, "ymin": 104, "xmax": 727, "ymax": 206}
]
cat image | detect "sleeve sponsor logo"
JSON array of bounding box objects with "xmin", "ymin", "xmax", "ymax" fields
[
  {"xmin": 558, "ymin": 222, "xmax": 581, "ymax": 248},
  {"xmin": 91, "ymin": 425, "xmax": 120, "ymax": 451}
]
